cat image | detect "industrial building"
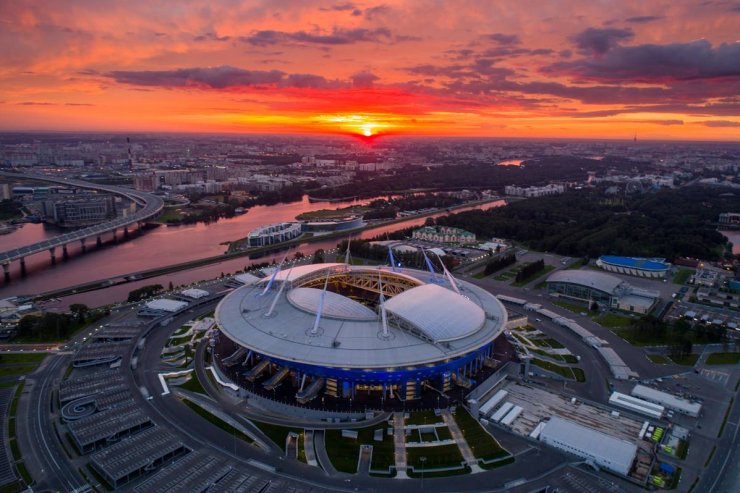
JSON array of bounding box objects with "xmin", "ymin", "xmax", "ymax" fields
[
  {"xmin": 631, "ymin": 385, "xmax": 702, "ymax": 418},
  {"xmin": 546, "ymin": 270, "xmax": 659, "ymax": 314},
  {"xmin": 538, "ymin": 416, "xmax": 637, "ymax": 476},
  {"xmin": 596, "ymin": 256, "xmax": 671, "ymax": 279},
  {"xmin": 609, "ymin": 392, "xmax": 665, "ymax": 419},
  {"xmin": 213, "ymin": 262, "xmax": 507, "ymax": 410}
]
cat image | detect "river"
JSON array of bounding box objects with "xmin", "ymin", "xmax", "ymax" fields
[{"xmin": 0, "ymin": 195, "xmax": 505, "ymax": 308}]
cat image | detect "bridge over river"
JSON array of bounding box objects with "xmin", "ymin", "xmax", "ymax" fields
[{"xmin": 0, "ymin": 171, "xmax": 164, "ymax": 279}]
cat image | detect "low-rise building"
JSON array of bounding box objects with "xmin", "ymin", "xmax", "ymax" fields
[
  {"xmin": 412, "ymin": 225, "xmax": 476, "ymax": 244},
  {"xmin": 596, "ymin": 256, "xmax": 671, "ymax": 279},
  {"xmin": 546, "ymin": 270, "xmax": 659, "ymax": 314}
]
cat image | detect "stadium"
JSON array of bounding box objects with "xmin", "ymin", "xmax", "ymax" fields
[{"xmin": 212, "ymin": 261, "xmax": 507, "ymax": 411}]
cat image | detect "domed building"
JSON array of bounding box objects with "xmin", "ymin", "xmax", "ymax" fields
[{"xmin": 212, "ymin": 262, "xmax": 507, "ymax": 410}]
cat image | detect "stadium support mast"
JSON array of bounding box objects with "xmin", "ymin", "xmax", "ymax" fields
[
  {"xmin": 260, "ymin": 252, "xmax": 288, "ymax": 296},
  {"xmin": 311, "ymin": 271, "xmax": 329, "ymax": 335},
  {"xmin": 433, "ymin": 251, "xmax": 460, "ymax": 294},
  {"xmin": 344, "ymin": 238, "xmax": 351, "ymax": 269},
  {"xmin": 388, "ymin": 245, "xmax": 400, "ymax": 272},
  {"xmin": 422, "ymin": 248, "xmax": 439, "ymax": 281},
  {"xmin": 265, "ymin": 262, "xmax": 294, "ymax": 317},
  {"xmin": 378, "ymin": 271, "xmax": 389, "ymax": 338}
]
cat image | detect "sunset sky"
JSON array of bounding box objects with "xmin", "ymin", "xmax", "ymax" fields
[{"xmin": 1, "ymin": 0, "xmax": 739, "ymax": 140}]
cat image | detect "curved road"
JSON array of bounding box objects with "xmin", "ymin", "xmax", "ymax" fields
[{"xmin": 0, "ymin": 171, "xmax": 164, "ymax": 264}]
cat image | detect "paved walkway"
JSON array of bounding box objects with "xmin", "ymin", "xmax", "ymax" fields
[
  {"xmin": 442, "ymin": 410, "xmax": 483, "ymax": 473},
  {"xmin": 313, "ymin": 430, "xmax": 340, "ymax": 476},
  {"xmin": 392, "ymin": 412, "xmax": 408, "ymax": 478},
  {"xmin": 303, "ymin": 430, "xmax": 318, "ymax": 467}
]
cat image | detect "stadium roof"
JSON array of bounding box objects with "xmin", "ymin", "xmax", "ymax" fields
[
  {"xmin": 599, "ymin": 256, "xmax": 670, "ymax": 271},
  {"xmin": 384, "ymin": 284, "xmax": 485, "ymax": 342},
  {"xmin": 287, "ymin": 287, "xmax": 377, "ymax": 321},
  {"xmin": 215, "ymin": 265, "xmax": 506, "ymax": 369},
  {"xmin": 546, "ymin": 270, "xmax": 623, "ymax": 295}
]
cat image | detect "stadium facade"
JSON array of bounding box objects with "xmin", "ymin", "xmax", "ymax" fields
[{"xmin": 212, "ymin": 263, "xmax": 507, "ymax": 409}]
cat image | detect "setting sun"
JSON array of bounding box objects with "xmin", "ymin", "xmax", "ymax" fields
[{"xmin": 362, "ymin": 125, "xmax": 373, "ymax": 137}]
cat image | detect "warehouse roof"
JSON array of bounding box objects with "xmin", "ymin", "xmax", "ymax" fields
[
  {"xmin": 598, "ymin": 256, "xmax": 670, "ymax": 271},
  {"xmin": 546, "ymin": 270, "xmax": 623, "ymax": 294}
]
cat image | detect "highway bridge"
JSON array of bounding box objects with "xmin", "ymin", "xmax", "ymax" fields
[{"xmin": 0, "ymin": 171, "xmax": 164, "ymax": 279}]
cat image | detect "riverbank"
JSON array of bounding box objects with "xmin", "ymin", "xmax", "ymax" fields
[{"xmin": 32, "ymin": 197, "xmax": 505, "ymax": 302}]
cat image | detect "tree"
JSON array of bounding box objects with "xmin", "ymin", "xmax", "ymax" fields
[
  {"xmin": 168, "ymin": 281, "xmax": 174, "ymax": 291},
  {"xmin": 294, "ymin": 252, "xmax": 305, "ymax": 260},
  {"xmin": 312, "ymin": 249, "xmax": 325, "ymax": 264},
  {"xmin": 590, "ymin": 301, "xmax": 599, "ymax": 312},
  {"xmin": 69, "ymin": 304, "xmax": 89, "ymax": 324}
]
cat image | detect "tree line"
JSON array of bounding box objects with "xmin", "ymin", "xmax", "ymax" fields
[{"xmin": 434, "ymin": 186, "xmax": 735, "ymax": 260}]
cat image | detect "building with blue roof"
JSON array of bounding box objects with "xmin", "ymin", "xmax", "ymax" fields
[{"xmin": 596, "ymin": 256, "xmax": 671, "ymax": 279}]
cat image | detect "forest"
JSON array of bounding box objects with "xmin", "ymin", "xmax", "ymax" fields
[
  {"xmin": 310, "ymin": 156, "xmax": 647, "ymax": 199},
  {"xmin": 434, "ymin": 186, "xmax": 736, "ymax": 260}
]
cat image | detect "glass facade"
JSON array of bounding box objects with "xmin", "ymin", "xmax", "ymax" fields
[{"xmin": 547, "ymin": 281, "xmax": 612, "ymax": 306}]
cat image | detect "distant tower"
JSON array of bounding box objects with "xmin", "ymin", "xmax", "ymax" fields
[
  {"xmin": 633, "ymin": 131, "xmax": 637, "ymax": 143},
  {"xmin": 127, "ymin": 137, "xmax": 133, "ymax": 170}
]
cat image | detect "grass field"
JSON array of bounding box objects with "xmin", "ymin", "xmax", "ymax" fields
[
  {"xmin": 175, "ymin": 372, "xmax": 207, "ymax": 395},
  {"xmin": 672, "ymin": 269, "xmax": 694, "ymax": 285},
  {"xmin": 511, "ymin": 264, "xmax": 555, "ymax": 287},
  {"xmin": 705, "ymin": 352, "xmax": 740, "ymax": 365},
  {"xmin": 453, "ymin": 407, "xmax": 509, "ymax": 461},
  {"xmin": 406, "ymin": 444, "xmax": 464, "ymax": 470},
  {"xmin": 531, "ymin": 358, "xmax": 586, "ymax": 381},
  {"xmin": 648, "ymin": 354, "xmax": 672, "ymax": 364},
  {"xmin": 670, "ymin": 353, "xmax": 699, "ymax": 366},
  {"xmin": 180, "ymin": 398, "xmax": 254, "ymax": 444},
  {"xmin": 0, "ymin": 365, "xmax": 38, "ymax": 378},
  {"xmin": 0, "ymin": 353, "xmax": 49, "ymax": 364},
  {"xmin": 251, "ymin": 420, "xmax": 304, "ymax": 453},
  {"xmin": 552, "ymin": 300, "xmax": 589, "ymax": 314},
  {"xmin": 596, "ymin": 312, "xmax": 633, "ymax": 328},
  {"xmin": 406, "ymin": 409, "xmax": 443, "ymax": 426},
  {"xmin": 325, "ymin": 426, "xmax": 394, "ymax": 473}
]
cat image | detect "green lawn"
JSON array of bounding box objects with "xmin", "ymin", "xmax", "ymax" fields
[
  {"xmin": 406, "ymin": 409, "xmax": 443, "ymax": 426},
  {"xmin": 325, "ymin": 426, "xmax": 392, "ymax": 473},
  {"xmin": 672, "ymin": 269, "xmax": 694, "ymax": 285},
  {"xmin": 0, "ymin": 353, "xmax": 49, "ymax": 364},
  {"xmin": 552, "ymin": 300, "xmax": 588, "ymax": 314},
  {"xmin": 406, "ymin": 444, "xmax": 464, "ymax": 470},
  {"xmin": 453, "ymin": 407, "xmax": 509, "ymax": 461},
  {"xmin": 531, "ymin": 358, "xmax": 586, "ymax": 381},
  {"xmin": 0, "ymin": 365, "xmax": 38, "ymax": 378},
  {"xmin": 705, "ymin": 352, "xmax": 740, "ymax": 365},
  {"xmin": 648, "ymin": 354, "xmax": 672, "ymax": 364},
  {"xmin": 670, "ymin": 354, "xmax": 699, "ymax": 366},
  {"xmin": 175, "ymin": 372, "xmax": 207, "ymax": 395},
  {"xmin": 180, "ymin": 398, "xmax": 254, "ymax": 444},
  {"xmin": 251, "ymin": 420, "xmax": 304, "ymax": 453},
  {"xmin": 562, "ymin": 354, "xmax": 579, "ymax": 364},
  {"xmin": 596, "ymin": 313, "xmax": 633, "ymax": 328},
  {"xmin": 511, "ymin": 265, "xmax": 555, "ymax": 287}
]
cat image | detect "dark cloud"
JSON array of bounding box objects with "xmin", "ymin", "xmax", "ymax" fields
[
  {"xmin": 625, "ymin": 15, "xmax": 663, "ymax": 23},
  {"xmin": 545, "ymin": 40, "xmax": 740, "ymax": 82},
  {"xmin": 700, "ymin": 120, "xmax": 740, "ymax": 127},
  {"xmin": 240, "ymin": 27, "xmax": 395, "ymax": 46},
  {"xmin": 560, "ymin": 101, "xmax": 740, "ymax": 118},
  {"xmin": 559, "ymin": 49, "xmax": 573, "ymax": 58},
  {"xmin": 105, "ymin": 66, "xmax": 353, "ymax": 91},
  {"xmin": 107, "ymin": 66, "xmax": 285, "ymax": 89},
  {"xmin": 16, "ymin": 101, "xmax": 55, "ymax": 106},
  {"xmin": 483, "ymin": 33, "xmax": 521, "ymax": 46},
  {"xmin": 364, "ymin": 5, "xmax": 390, "ymax": 19},
  {"xmin": 571, "ymin": 27, "xmax": 634, "ymax": 55},
  {"xmin": 351, "ymin": 70, "xmax": 380, "ymax": 88},
  {"xmin": 320, "ymin": 3, "xmax": 357, "ymax": 11},
  {"xmin": 193, "ymin": 32, "xmax": 231, "ymax": 42},
  {"xmin": 65, "ymin": 102, "xmax": 94, "ymax": 106}
]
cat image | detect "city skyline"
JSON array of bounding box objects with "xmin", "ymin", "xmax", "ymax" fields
[{"xmin": 0, "ymin": 0, "xmax": 739, "ymax": 140}]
